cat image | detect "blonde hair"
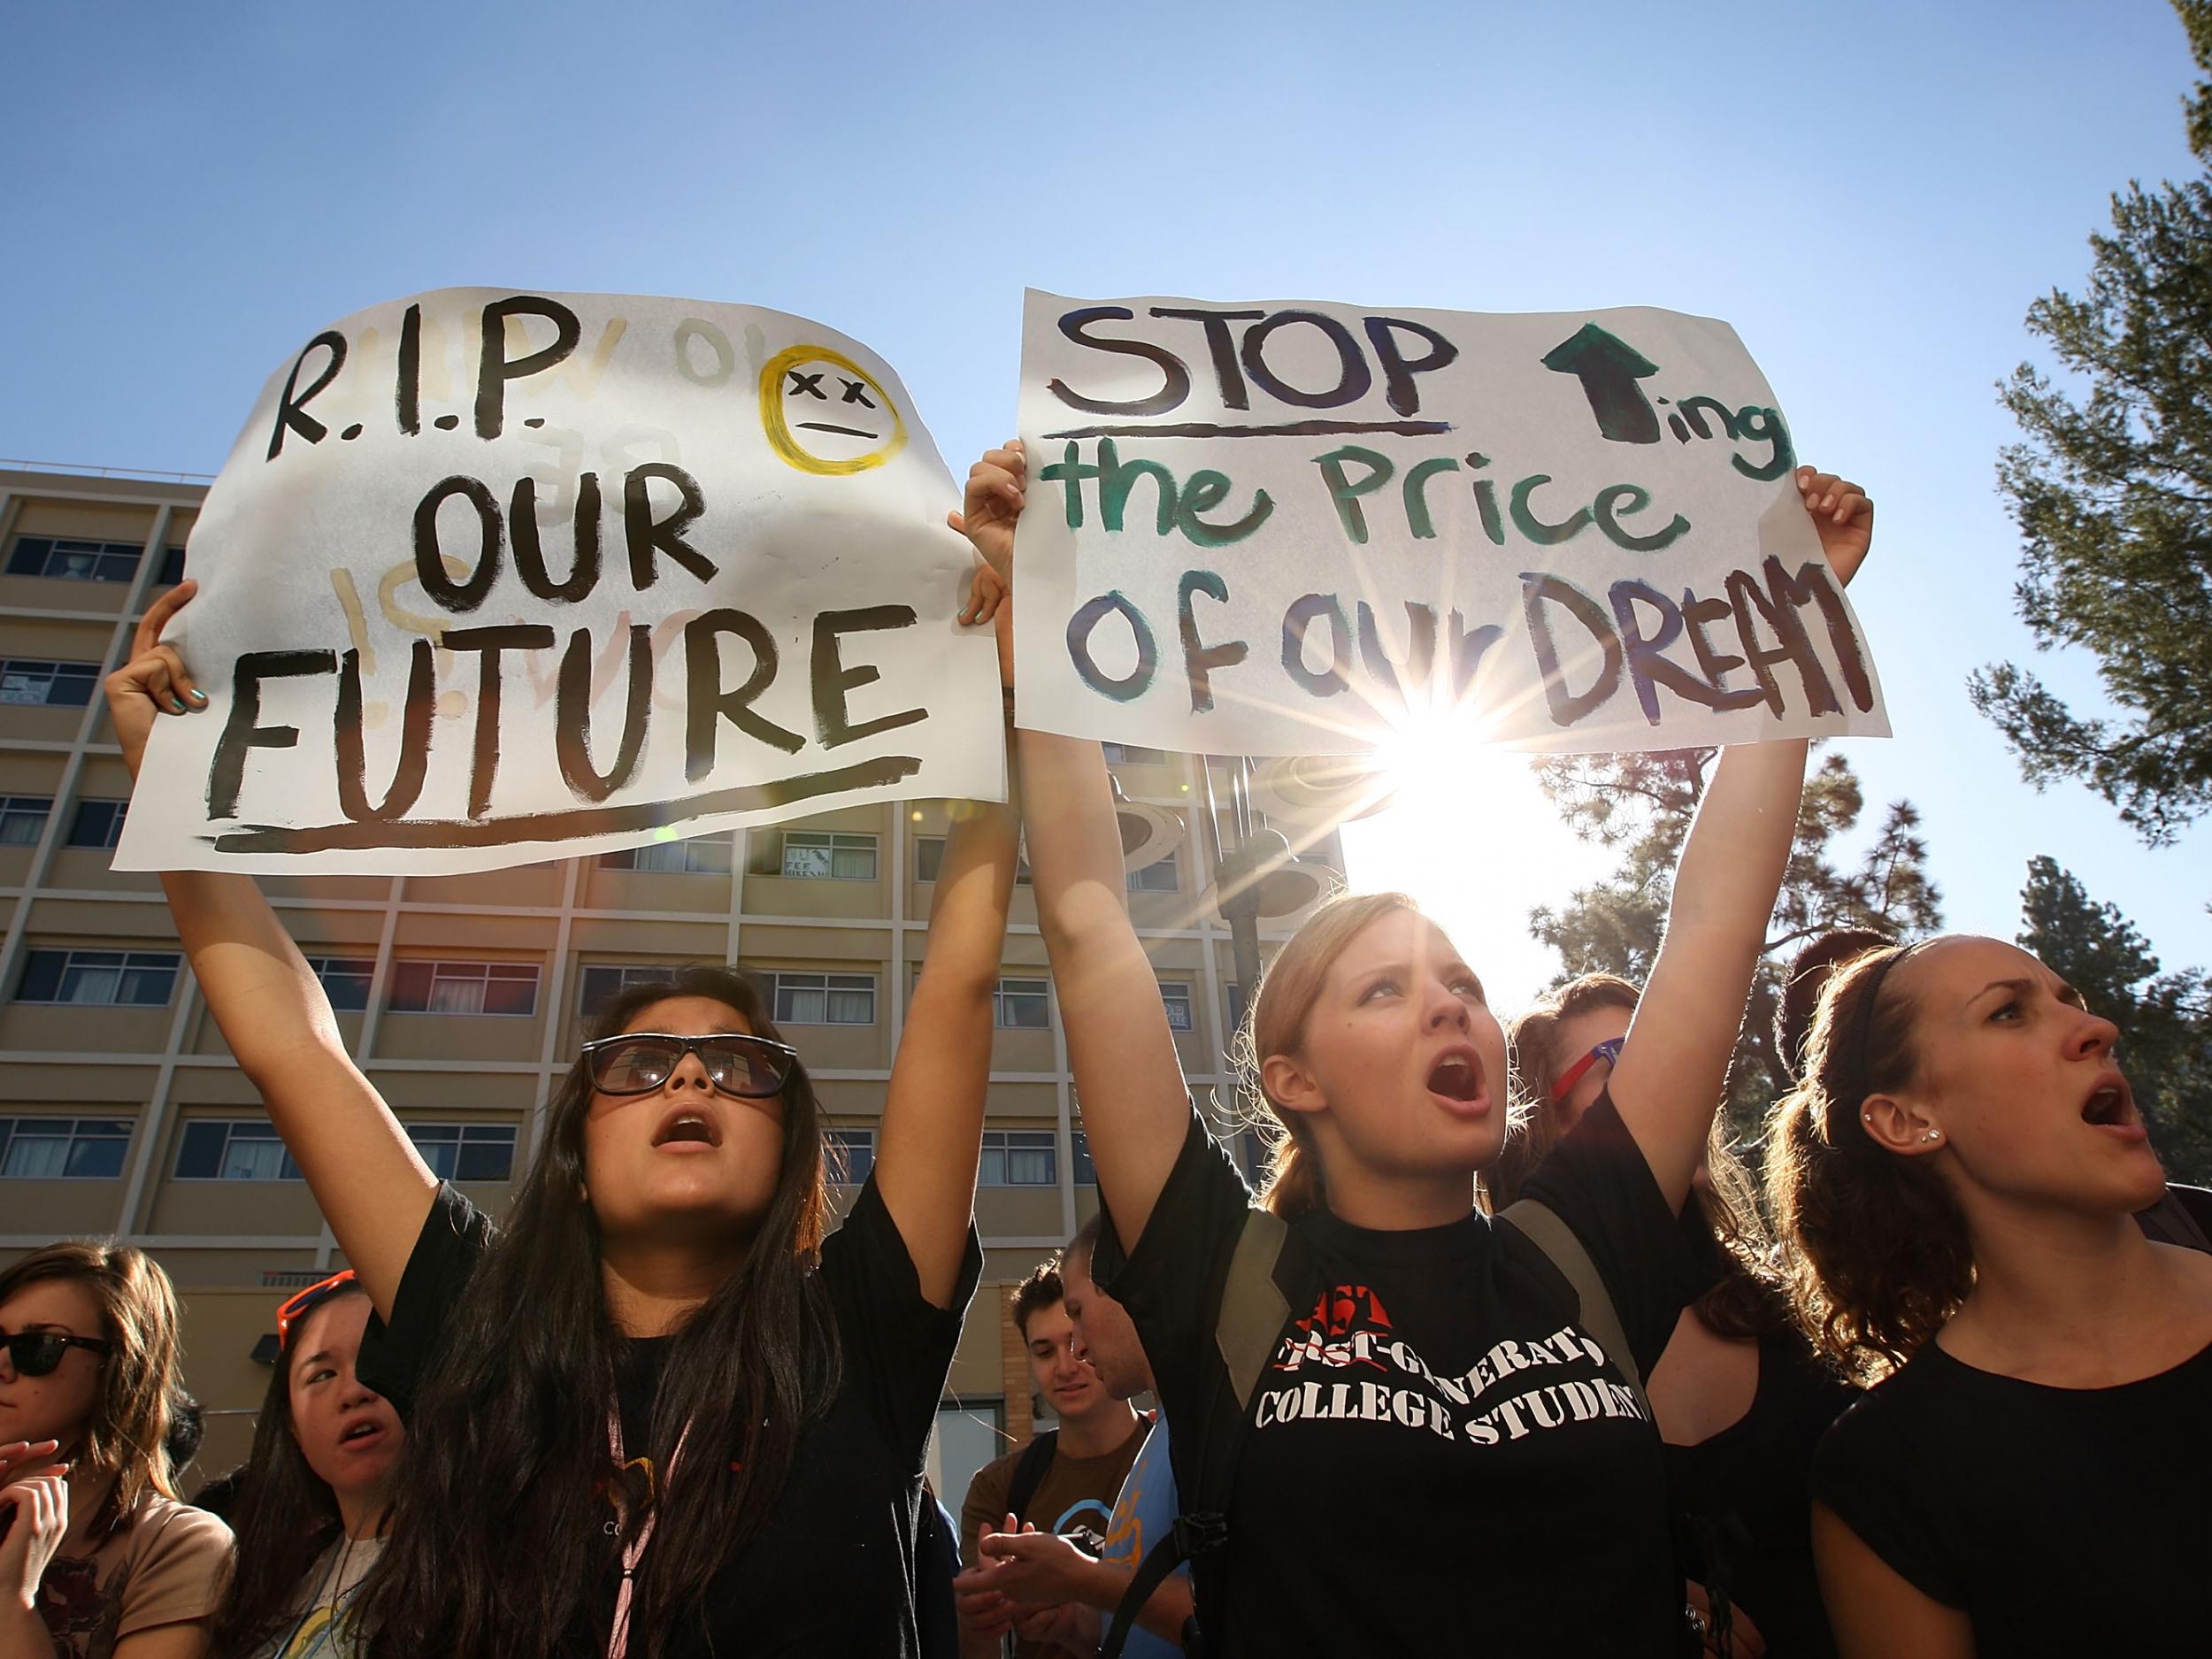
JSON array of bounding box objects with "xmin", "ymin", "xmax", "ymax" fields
[
  {"xmin": 0, "ymin": 1239, "xmax": 184, "ymax": 1524},
  {"xmin": 1236, "ymin": 891, "xmax": 1425, "ymax": 1220}
]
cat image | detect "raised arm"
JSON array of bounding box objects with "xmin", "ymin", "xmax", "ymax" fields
[
  {"xmin": 106, "ymin": 585, "xmax": 435, "ymax": 1317},
  {"xmin": 954, "ymin": 443, "xmax": 1194, "ymax": 1248},
  {"xmin": 875, "ymin": 755, "xmax": 1021, "ymax": 1309},
  {"xmin": 1606, "ymin": 468, "xmax": 1872, "ymax": 1211}
]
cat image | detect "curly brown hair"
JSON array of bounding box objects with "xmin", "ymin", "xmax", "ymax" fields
[{"xmin": 1765, "ymin": 941, "xmax": 1972, "ymax": 1381}]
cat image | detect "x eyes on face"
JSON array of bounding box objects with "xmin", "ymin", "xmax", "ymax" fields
[{"xmin": 784, "ymin": 371, "xmax": 876, "ymax": 408}]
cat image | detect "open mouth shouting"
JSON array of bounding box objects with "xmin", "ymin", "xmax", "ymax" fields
[
  {"xmin": 1425, "ymin": 1045, "xmax": 1491, "ymax": 1118},
  {"xmin": 652, "ymin": 1106, "xmax": 723, "ymax": 1153},
  {"xmin": 2081, "ymin": 1072, "xmax": 2147, "ymax": 1144}
]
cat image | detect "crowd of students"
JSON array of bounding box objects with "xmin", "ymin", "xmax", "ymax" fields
[{"xmin": 0, "ymin": 456, "xmax": 2206, "ymax": 1657}]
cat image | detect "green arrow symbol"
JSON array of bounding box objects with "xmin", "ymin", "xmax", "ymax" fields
[{"xmin": 1541, "ymin": 323, "xmax": 1662, "ymax": 444}]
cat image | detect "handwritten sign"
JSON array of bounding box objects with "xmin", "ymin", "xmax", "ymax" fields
[
  {"xmin": 1013, "ymin": 289, "xmax": 1887, "ymax": 757},
  {"xmin": 115, "ymin": 288, "xmax": 1004, "ymax": 875}
]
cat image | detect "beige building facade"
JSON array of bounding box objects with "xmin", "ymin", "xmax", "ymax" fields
[{"xmin": 0, "ymin": 462, "xmax": 1340, "ymax": 1502}]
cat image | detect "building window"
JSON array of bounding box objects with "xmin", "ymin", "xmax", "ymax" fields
[
  {"xmin": 1126, "ymin": 850, "xmax": 1179, "ymax": 894},
  {"xmin": 15, "ymin": 949, "xmax": 180, "ymax": 1007},
  {"xmin": 0, "ymin": 1117, "xmax": 131, "ymax": 1179},
  {"xmin": 994, "ymin": 978, "xmax": 1051, "ymax": 1030},
  {"xmin": 600, "ymin": 837, "xmax": 732, "ymax": 873},
  {"xmin": 915, "ymin": 835, "xmax": 1031, "ymax": 885},
  {"xmin": 577, "ymin": 964, "xmax": 684, "ymax": 1017},
  {"xmin": 979, "ymin": 1129, "xmax": 1056, "ymax": 1187},
  {"xmin": 1102, "ymin": 742, "xmax": 1169, "ymax": 764},
  {"xmin": 405, "ymin": 1122, "xmax": 518, "ymax": 1182},
  {"xmin": 0, "ymin": 660, "xmax": 99, "ymax": 708},
  {"xmin": 1158, "ymin": 980, "xmax": 1194, "ymax": 1032},
  {"xmin": 780, "ymin": 832, "xmax": 878, "ymax": 880},
  {"xmin": 4, "ymin": 536, "xmax": 147, "ymax": 583},
  {"xmin": 1226, "ymin": 981, "xmax": 1247, "ymax": 1035},
  {"xmin": 766, "ymin": 971, "xmax": 877, "ymax": 1025},
  {"xmin": 388, "ymin": 960, "xmax": 540, "ymax": 1016},
  {"xmin": 827, "ymin": 1128, "xmax": 876, "ymax": 1185},
  {"xmin": 173, "ymin": 1119, "xmax": 302, "ymax": 1181},
  {"xmin": 0, "ymin": 796, "xmax": 51, "ymax": 846},
  {"xmin": 156, "ymin": 547, "xmax": 187, "ymax": 586},
  {"xmin": 304, "ymin": 956, "xmax": 374, "ymax": 1013},
  {"xmin": 65, "ymin": 799, "xmax": 127, "ymax": 849},
  {"xmin": 1071, "ymin": 1126, "xmax": 1097, "ymax": 1186}
]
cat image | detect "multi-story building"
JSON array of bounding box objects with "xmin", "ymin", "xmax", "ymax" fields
[{"xmin": 0, "ymin": 461, "xmax": 1340, "ymax": 1506}]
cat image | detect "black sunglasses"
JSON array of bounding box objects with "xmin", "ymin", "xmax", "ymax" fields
[
  {"xmin": 3, "ymin": 1331, "xmax": 111, "ymax": 1378},
  {"xmin": 580, "ymin": 1032, "xmax": 799, "ymax": 1100}
]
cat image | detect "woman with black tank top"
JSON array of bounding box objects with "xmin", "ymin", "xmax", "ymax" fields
[
  {"xmin": 104, "ymin": 580, "xmax": 1023, "ymax": 1659},
  {"xmin": 1769, "ymin": 933, "xmax": 2212, "ymax": 1657},
  {"xmin": 955, "ymin": 442, "xmax": 1874, "ymax": 1656}
]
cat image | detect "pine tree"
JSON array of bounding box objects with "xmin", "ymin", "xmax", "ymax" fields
[
  {"xmin": 1970, "ymin": 0, "xmax": 2212, "ymax": 845},
  {"xmin": 2017, "ymin": 856, "xmax": 2212, "ymax": 1182},
  {"xmin": 1529, "ymin": 747, "xmax": 1943, "ymax": 1135}
]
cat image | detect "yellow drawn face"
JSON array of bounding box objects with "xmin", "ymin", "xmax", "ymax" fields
[{"xmin": 759, "ymin": 344, "xmax": 908, "ymax": 475}]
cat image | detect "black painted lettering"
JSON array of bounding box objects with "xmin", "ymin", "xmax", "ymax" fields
[
  {"xmin": 1240, "ymin": 311, "xmax": 1371, "ymax": 409},
  {"xmin": 1150, "ymin": 307, "xmax": 1263, "ymax": 409},
  {"xmin": 1725, "ymin": 564, "xmax": 1839, "ymax": 718},
  {"xmin": 1680, "ymin": 590, "xmax": 1764, "ymax": 712},
  {"xmin": 412, "ymin": 476, "xmax": 503, "ymax": 613},
  {"xmin": 556, "ymin": 625, "xmax": 650, "ymax": 802},
  {"xmin": 443, "ymin": 625, "xmax": 556, "ymax": 818},
  {"xmin": 1519, "ymin": 574, "xmax": 1623, "ymax": 727},
  {"xmin": 1764, "ymin": 557, "xmax": 1875, "ymax": 710},
  {"xmin": 1607, "ymin": 579, "xmax": 1733, "ymax": 724},
  {"xmin": 396, "ymin": 304, "xmax": 422, "ymax": 436},
  {"xmin": 511, "ymin": 472, "xmax": 602, "ymax": 603},
  {"xmin": 683, "ymin": 610, "xmax": 803, "ymax": 779},
  {"xmin": 811, "ymin": 606, "xmax": 926, "ymax": 749},
  {"xmin": 1047, "ymin": 307, "xmax": 1192, "ymax": 416},
  {"xmin": 334, "ymin": 642, "xmax": 434, "ymax": 820},
  {"xmin": 1363, "ymin": 316, "xmax": 1458, "ymax": 417},
  {"xmin": 475, "ymin": 296, "xmax": 581, "ymax": 440},
  {"xmin": 266, "ymin": 331, "xmax": 348, "ymax": 461},
  {"xmin": 1356, "ymin": 601, "xmax": 1437, "ymax": 696},
  {"xmin": 207, "ymin": 650, "xmax": 338, "ymax": 818},
  {"xmin": 623, "ymin": 463, "xmax": 714, "ymax": 588}
]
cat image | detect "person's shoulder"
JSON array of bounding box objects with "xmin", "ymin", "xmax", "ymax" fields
[
  {"xmin": 1817, "ymin": 1350, "xmax": 1942, "ymax": 1463},
  {"xmin": 119, "ymin": 1490, "xmax": 234, "ymax": 1576}
]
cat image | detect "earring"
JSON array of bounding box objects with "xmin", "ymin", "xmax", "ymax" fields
[{"xmin": 1920, "ymin": 1130, "xmax": 1941, "ymax": 1144}]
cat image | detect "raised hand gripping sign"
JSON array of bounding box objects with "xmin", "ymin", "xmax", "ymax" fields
[
  {"xmin": 115, "ymin": 288, "xmax": 1004, "ymax": 875},
  {"xmin": 1012, "ymin": 289, "xmax": 1887, "ymax": 757}
]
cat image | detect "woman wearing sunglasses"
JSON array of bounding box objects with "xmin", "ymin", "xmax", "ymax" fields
[
  {"xmin": 0, "ymin": 1240, "xmax": 234, "ymax": 1659},
  {"xmin": 104, "ymin": 582, "xmax": 1021, "ymax": 1659},
  {"xmin": 1489, "ymin": 972, "xmax": 1860, "ymax": 1657},
  {"xmin": 206, "ymin": 1271, "xmax": 403, "ymax": 1658}
]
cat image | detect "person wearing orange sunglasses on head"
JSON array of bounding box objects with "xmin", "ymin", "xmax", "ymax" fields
[{"xmin": 206, "ymin": 1271, "xmax": 403, "ymax": 1658}]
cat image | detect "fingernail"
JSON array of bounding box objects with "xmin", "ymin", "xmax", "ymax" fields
[
  {"xmin": 170, "ymin": 699, "xmax": 188, "ymax": 713},
  {"xmin": 189, "ymin": 689, "xmax": 207, "ymax": 703}
]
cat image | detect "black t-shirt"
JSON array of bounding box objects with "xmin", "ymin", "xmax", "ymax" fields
[
  {"xmin": 1813, "ymin": 1335, "xmax": 2212, "ymax": 1655},
  {"xmin": 357, "ymin": 1177, "xmax": 979, "ymax": 1658},
  {"xmin": 1663, "ymin": 1329, "xmax": 1858, "ymax": 1659},
  {"xmin": 1092, "ymin": 1092, "xmax": 1694, "ymax": 1658}
]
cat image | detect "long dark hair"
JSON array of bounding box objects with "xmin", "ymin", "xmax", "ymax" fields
[
  {"xmin": 354, "ymin": 965, "xmax": 841, "ymax": 1659},
  {"xmin": 209, "ymin": 1285, "xmax": 369, "ymax": 1657}
]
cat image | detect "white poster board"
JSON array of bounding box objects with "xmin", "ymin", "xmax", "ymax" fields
[
  {"xmin": 1013, "ymin": 289, "xmax": 1887, "ymax": 756},
  {"xmin": 116, "ymin": 288, "xmax": 1004, "ymax": 874}
]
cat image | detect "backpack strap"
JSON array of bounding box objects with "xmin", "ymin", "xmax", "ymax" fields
[
  {"xmin": 1499, "ymin": 1197, "xmax": 1650, "ymax": 1415},
  {"xmin": 1002, "ymin": 1427, "xmax": 1058, "ymax": 1532},
  {"xmin": 1099, "ymin": 1207, "xmax": 1304, "ymax": 1659}
]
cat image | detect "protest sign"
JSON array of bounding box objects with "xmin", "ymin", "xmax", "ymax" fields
[
  {"xmin": 115, "ymin": 288, "xmax": 1003, "ymax": 875},
  {"xmin": 1013, "ymin": 290, "xmax": 1887, "ymax": 757}
]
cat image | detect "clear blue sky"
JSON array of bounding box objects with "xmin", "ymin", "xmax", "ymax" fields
[{"xmin": 6, "ymin": 0, "xmax": 2205, "ymax": 982}]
